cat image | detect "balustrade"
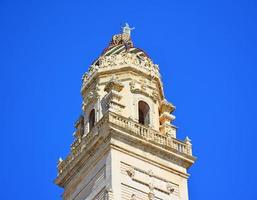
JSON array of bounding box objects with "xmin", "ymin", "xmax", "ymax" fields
[{"xmin": 58, "ymin": 112, "xmax": 192, "ymax": 175}]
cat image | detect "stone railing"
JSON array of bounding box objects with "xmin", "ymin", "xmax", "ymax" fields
[
  {"xmin": 57, "ymin": 112, "xmax": 192, "ymax": 176},
  {"xmin": 107, "ymin": 112, "xmax": 192, "ymax": 156},
  {"xmin": 57, "ymin": 115, "xmax": 107, "ymax": 176}
]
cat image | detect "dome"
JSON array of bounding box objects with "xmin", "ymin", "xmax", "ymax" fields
[
  {"xmin": 92, "ymin": 32, "xmax": 150, "ymax": 66},
  {"xmin": 82, "ymin": 29, "xmax": 161, "ymax": 93}
]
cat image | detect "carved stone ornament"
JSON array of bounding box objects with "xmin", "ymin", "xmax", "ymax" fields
[
  {"xmin": 152, "ymin": 91, "xmax": 158, "ymax": 101},
  {"xmin": 159, "ymin": 122, "xmax": 176, "ymax": 138},
  {"xmin": 105, "ymin": 184, "xmax": 114, "ymax": 200},
  {"xmin": 81, "ymin": 72, "xmax": 87, "ymax": 82},
  {"xmin": 81, "ymin": 52, "xmax": 160, "ymax": 89},
  {"xmin": 130, "ymin": 194, "xmax": 136, "ymax": 200},
  {"xmin": 148, "ymin": 191, "xmax": 155, "ymax": 200},
  {"xmin": 122, "ymin": 23, "xmax": 135, "ymax": 36},
  {"xmin": 110, "ymin": 32, "xmax": 133, "ymax": 48},
  {"xmin": 126, "ymin": 166, "xmax": 135, "ymax": 178},
  {"xmin": 82, "ymin": 85, "xmax": 100, "ymax": 110},
  {"xmin": 148, "ymin": 182, "xmax": 154, "ymax": 191},
  {"xmin": 110, "ymin": 22, "xmax": 135, "ymax": 48},
  {"xmin": 58, "ymin": 157, "xmax": 63, "ymax": 165},
  {"xmin": 104, "ymin": 76, "xmax": 124, "ymax": 93},
  {"xmin": 98, "ymin": 52, "xmax": 158, "ymax": 73},
  {"xmin": 147, "ymin": 170, "xmax": 154, "ymax": 177},
  {"xmin": 159, "ymin": 112, "xmax": 174, "ymax": 124},
  {"xmin": 166, "ymin": 182, "xmax": 175, "ymax": 194},
  {"xmin": 73, "ymin": 115, "xmax": 84, "ymax": 139},
  {"xmin": 129, "ymin": 80, "xmax": 136, "ymax": 90},
  {"xmin": 159, "ymin": 99, "xmax": 176, "ymax": 126},
  {"xmin": 57, "ymin": 157, "xmax": 64, "ymax": 175},
  {"xmin": 104, "ymin": 76, "xmax": 125, "ymax": 113},
  {"xmin": 129, "ymin": 80, "xmax": 159, "ymax": 102},
  {"xmin": 160, "ymin": 99, "xmax": 175, "ymax": 114},
  {"xmin": 106, "ymin": 184, "xmax": 113, "ymax": 193},
  {"xmin": 99, "ymin": 52, "xmax": 145, "ymax": 67},
  {"xmin": 148, "ymin": 182, "xmax": 155, "ymax": 200},
  {"xmin": 184, "ymin": 136, "xmax": 192, "ymax": 145},
  {"xmin": 141, "ymin": 79, "xmax": 147, "ymax": 90}
]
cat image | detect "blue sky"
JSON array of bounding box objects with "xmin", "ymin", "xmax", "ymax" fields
[{"xmin": 1, "ymin": 1, "xmax": 257, "ymax": 199}]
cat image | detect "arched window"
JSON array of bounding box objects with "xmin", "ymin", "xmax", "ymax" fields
[
  {"xmin": 138, "ymin": 101, "xmax": 150, "ymax": 126},
  {"xmin": 89, "ymin": 109, "xmax": 95, "ymax": 131}
]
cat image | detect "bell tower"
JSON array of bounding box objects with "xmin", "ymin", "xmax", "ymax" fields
[{"xmin": 55, "ymin": 24, "xmax": 196, "ymax": 200}]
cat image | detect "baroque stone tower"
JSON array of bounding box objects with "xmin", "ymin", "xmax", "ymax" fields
[{"xmin": 55, "ymin": 24, "xmax": 196, "ymax": 200}]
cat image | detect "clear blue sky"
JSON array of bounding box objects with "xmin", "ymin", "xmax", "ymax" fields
[{"xmin": 1, "ymin": 1, "xmax": 257, "ymax": 199}]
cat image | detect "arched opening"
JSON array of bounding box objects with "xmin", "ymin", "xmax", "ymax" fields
[
  {"xmin": 138, "ymin": 101, "xmax": 150, "ymax": 126},
  {"xmin": 89, "ymin": 109, "xmax": 95, "ymax": 131}
]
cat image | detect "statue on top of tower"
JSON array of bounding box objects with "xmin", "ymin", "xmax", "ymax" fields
[
  {"xmin": 122, "ymin": 23, "xmax": 135, "ymax": 36},
  {"xmin": 107, "ymin": 23, "xmax": 134, "ymax": 49}
]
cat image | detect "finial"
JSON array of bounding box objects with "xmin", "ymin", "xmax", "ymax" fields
[
  {"xmin": 58, "ymin": 157, "xmax": 63, "ymax": 165},
  {"xmin": 184, "ymin": 136, "xmax": 192, "ymax": 145},
  {"xmin": 122, "ymin": 23, "xmax": 135, "ymax": 36}
]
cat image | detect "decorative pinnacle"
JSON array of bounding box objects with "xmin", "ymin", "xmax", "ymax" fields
[
  {"xmin": 184, "ymin": 136, "xmax": 192, "ymax": 145},
  {"xmin": 122, "ymin": 23, "xmax": 135, "ymax": 36},
  {"xmin": 58, "ymin": 157, "xmax": 63, "ymax": 165}
]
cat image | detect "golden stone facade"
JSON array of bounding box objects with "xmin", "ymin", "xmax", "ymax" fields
[{"xmin": 55, "ymin": 24, "xmax": 196, "ymax": 200}]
